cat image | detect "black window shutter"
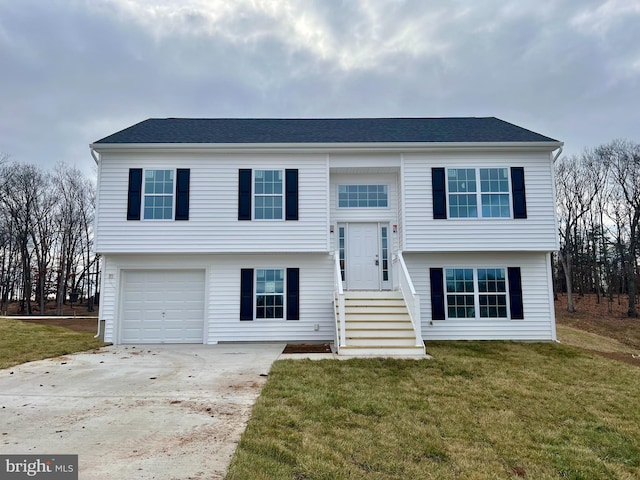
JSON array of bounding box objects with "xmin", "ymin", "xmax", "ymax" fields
[
  {"xmin": 127, "ymin": 168, "xmax": 143, "ymax": 220},
  {"xmin": 508, "ymin": 267, "xmax": 524, "ymax": 319},
  {"xmin": 430, "ymin": 268, "xmax": 445, "ymax": 320},
  {"xmin": 432, "ymin": 168, "xmax": 447, "ymax": 219},
  {"xmin": 175, "ymin": 169, "xmax": 190, "ymax": 220},
  {"xmin": 240, "ymin": 269, "xmax": 254, "ymax": 321},
  {"xmin": 511, "ymin": 167, "xmax": 527, "ymax": 219},
  {"xmin": 238, "ymin": 169, "xmax": 252, "ymax": 220},
  {"xmin": 286, "ymin": 268, "xmax": 300, "ymax": 320},
  {"xmin": 285, "ymin": 169, "xmax": 299, "ymax": 221}
]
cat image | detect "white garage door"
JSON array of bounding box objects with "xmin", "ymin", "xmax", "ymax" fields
[{"xmin": 121, "ymin": 270, "xmax": 206, "ymax": 343}]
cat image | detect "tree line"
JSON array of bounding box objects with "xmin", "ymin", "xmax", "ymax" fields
[
  {"xmin": 555, "ymin": 139, "xmax": 640, "ymax": 317},
  {"xmin": 0, "ymin": 154, "xmax": 98, "ymax": 315}
]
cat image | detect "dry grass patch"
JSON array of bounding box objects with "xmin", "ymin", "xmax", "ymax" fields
[
  {"xmin": 227, "ymin": 342, "xmax": 640, "ymax": 480},
  {"xmin": 0, "ymin": 317, "xmax": 107, "ymax": 369},
  {"xmin": 557, "ymin": 324, "xmax": 638, "ymax": 355}
]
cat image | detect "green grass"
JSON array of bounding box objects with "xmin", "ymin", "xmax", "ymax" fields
[
  {"xmin": 227, "ymin": 342, "xmax": 640, "ymax": 479},
  {"xmin": 0, "ymin": 317, "xmax": 107, "ymax": 369}
]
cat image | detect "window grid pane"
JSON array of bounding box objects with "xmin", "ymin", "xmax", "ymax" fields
[
  {"xmin": 143, "ymin": 169, "xmax": 174, "ymax": 220},
  {"xmin": 478, "ymin": 268, "xmax": 508, "ymax": 318},
  {"xmin": 445, "ymin": 268, "xmax": 475, "ymax": 318},
  {"xmin": 254, "ymin": 170, "xmax": 284, "ymax": 219},
  {"xmin": 256, "ymin": 268, "xmax": 285, "ymax": 319},
  {"xmin": 448, "ymin": 169, "xmax": 478, "ymax": 218},
  {"xmin": 480, "ymin": 168, "xmax": 510, "ymax": 218},
  {"xmin": 338, "ymin": 185, "xmax": 388, "ymax": 208}
]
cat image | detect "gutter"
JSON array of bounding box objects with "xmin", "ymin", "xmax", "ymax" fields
[{"xmin": 90, "ymin": 140, "xmax": 564, "ymax": 155}]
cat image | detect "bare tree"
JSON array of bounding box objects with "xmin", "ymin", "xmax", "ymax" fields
[
  {"xmin": 53, "ymin": 164, "xmax": 96, "ymax": 315},
  {"xmin": 0, "ymin": 163, "xmax": 45, "ymax": 314},
  {"xmin": 555, "ymin": 155, "xmax": 600, "ymax": 312},
  {"xmin": 599, "ymin": 140, "xmax": 640, "ymax": 317}
]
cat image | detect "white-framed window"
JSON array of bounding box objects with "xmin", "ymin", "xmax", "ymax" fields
[
  {"xmin": 447, "ymin": 168, "xmax": 510, "ymax": 218},
  {"xmin": 256, "ymin": 268, "xmax": 285, "ymax": 319},
  {"xmin": 254, "ymin": 170, "xmax": 284, "ymax": 220},
  {"xmin": 338, "ymin": 184, "xmax": 388, "ymax": 208},
  {"xmin": 445, "ymin": 267, "xmax": 509, "ymax": 319},
  {"xmin": 143, "ymin": 169, "xmax": 174, "ymax": 220}
]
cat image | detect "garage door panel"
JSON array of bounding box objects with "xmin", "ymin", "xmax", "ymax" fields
[{"xmin": 121, "ymin": 269, "xmax": 205, "ymax": 344}]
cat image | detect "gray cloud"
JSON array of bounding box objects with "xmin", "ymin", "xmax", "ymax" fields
[{"xmin": 1, "ymin": 0, "xmax": 639, "ymax": 176}]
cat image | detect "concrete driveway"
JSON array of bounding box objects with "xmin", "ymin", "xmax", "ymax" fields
[{"xmin": 0, "ymin": 343, "xmax": 285, "ymax": 479}]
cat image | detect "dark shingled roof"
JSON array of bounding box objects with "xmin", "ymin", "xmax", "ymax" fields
[{"xmin": 93, "ymin": 117, "xmax": 559, "ymax": 145}]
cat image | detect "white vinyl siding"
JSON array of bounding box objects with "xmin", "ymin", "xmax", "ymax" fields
[
  {"xmin": 94, "ymin": 152, "xmax": 328, "ymax": 254},
  {"xmin": 402, "ymin": 151, "xmax": 559, "ymax": 251},
  {"xmin": 99, "ymin": 253, "xmax": 335, "ymax": 344},
  {"xmin": 405, "ymin": 251, "xmax": 556, "ymax": 341}
]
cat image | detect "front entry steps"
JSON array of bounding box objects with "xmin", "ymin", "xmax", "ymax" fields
[{"xmin": 336, "ymin": 290, "xmax": 427, "ymax": 357}]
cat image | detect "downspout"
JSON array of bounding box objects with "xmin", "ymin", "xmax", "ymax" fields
[
  {"xmin": 90, "ymin": 146, "xmax": 101, "ymax": 339},
  {"xmin": 551, "ymin": 143, "xmax": 564, "ymax": 343},
  {"xmin": 552, "ymin": 145, "xmax": 563, "ymax": 163},
  {"xmin": 90, "ymin": 146, "xmax": 99, "ymax": 165}
]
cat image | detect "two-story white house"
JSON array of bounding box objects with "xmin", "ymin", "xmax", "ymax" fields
[{"xmin": 91, "ymin": 117, "xmax": 562, "ymax": 356}]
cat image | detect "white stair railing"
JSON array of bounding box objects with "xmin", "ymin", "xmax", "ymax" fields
[
  {"xmin": 333, "ymin": 251, "xmax": 347, "ymax": 349},
  {"xmin": 395, "ymin": 252, "xmax": 424, "ymax": 347}
]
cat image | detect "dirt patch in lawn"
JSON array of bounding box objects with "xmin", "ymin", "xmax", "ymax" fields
[
  {"xmin": 555, "ymin": 293, "xmax": 640, "ymax": 349},
  {"xmin": 556, "ymin": 293, "xmax": 640, "ymax": 366}
]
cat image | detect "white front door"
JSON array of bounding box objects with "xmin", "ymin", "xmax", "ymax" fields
[{"xmin": 346, "ymin": 223, "xmax": 380, "ymax": 290}]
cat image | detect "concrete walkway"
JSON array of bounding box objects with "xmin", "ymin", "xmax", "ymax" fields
[{"xmin": 0, "ymin": 344, "xmax": 284, "ymax": 480}]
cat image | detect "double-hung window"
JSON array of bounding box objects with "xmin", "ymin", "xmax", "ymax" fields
[
  {"xmin": 445, "ymin": 268, "xmax": 476, "ymax": 318},
  {"xmin": 254, "ymin": 170, "xmax": 283, "ymax": 220},
  {"xmin": 143, "ymin": 169, "xmax": 174, "ymax": 220},
  {"xmin": 255, "ymin": 269, "xmax": 285, "ymax": 319},
  {"xmin": 477, "ymin": 268, "xmax": 508, "ymax": 318},
  {"xmin": 238, "ymin": 168, "xmax": 298, "ymax": 221},
  {"xmin": 479, "ymin": 168, "xmax": 510, "ymax": 217},
  {"xmin": 240, "ymin": 267, "xmax": 300, "ymax": 321},
  {"xmin": 445, "ymin": 267, "xmax": 508, "ymax": 319},
  {"xmin": 447, "ymin": 168, "xmax": 510, "ymax": 218},
  {"xmin": 127, "ymin": 168, "xmax": 190, "ymax": 221}
]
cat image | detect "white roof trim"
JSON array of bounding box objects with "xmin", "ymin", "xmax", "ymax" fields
[{"xmin": 90, "ymin": 141, "xmax": 563, "ymax": 155}]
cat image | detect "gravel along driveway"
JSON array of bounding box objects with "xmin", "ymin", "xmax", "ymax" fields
[{"xmin": 0, "ymin": 343, "xmax": 285, "ymax": 479}]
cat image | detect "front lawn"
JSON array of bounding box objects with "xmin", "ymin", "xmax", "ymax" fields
[
  {"xmin": 0, "ymin": 317, "xmax": 107, "ymax": 369},
  {"xmin": 227, "ymin": 342, "xmax": 640, "ymax": 479}
]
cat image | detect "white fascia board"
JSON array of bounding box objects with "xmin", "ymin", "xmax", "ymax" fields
[{"xmin": 90, "ymin": 141, "xmax": 564, "ymax": 155}]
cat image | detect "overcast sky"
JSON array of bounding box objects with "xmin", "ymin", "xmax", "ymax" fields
[{"xmin": 1, "ymin": 0, "xmax": 639, "ymax": 177}]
